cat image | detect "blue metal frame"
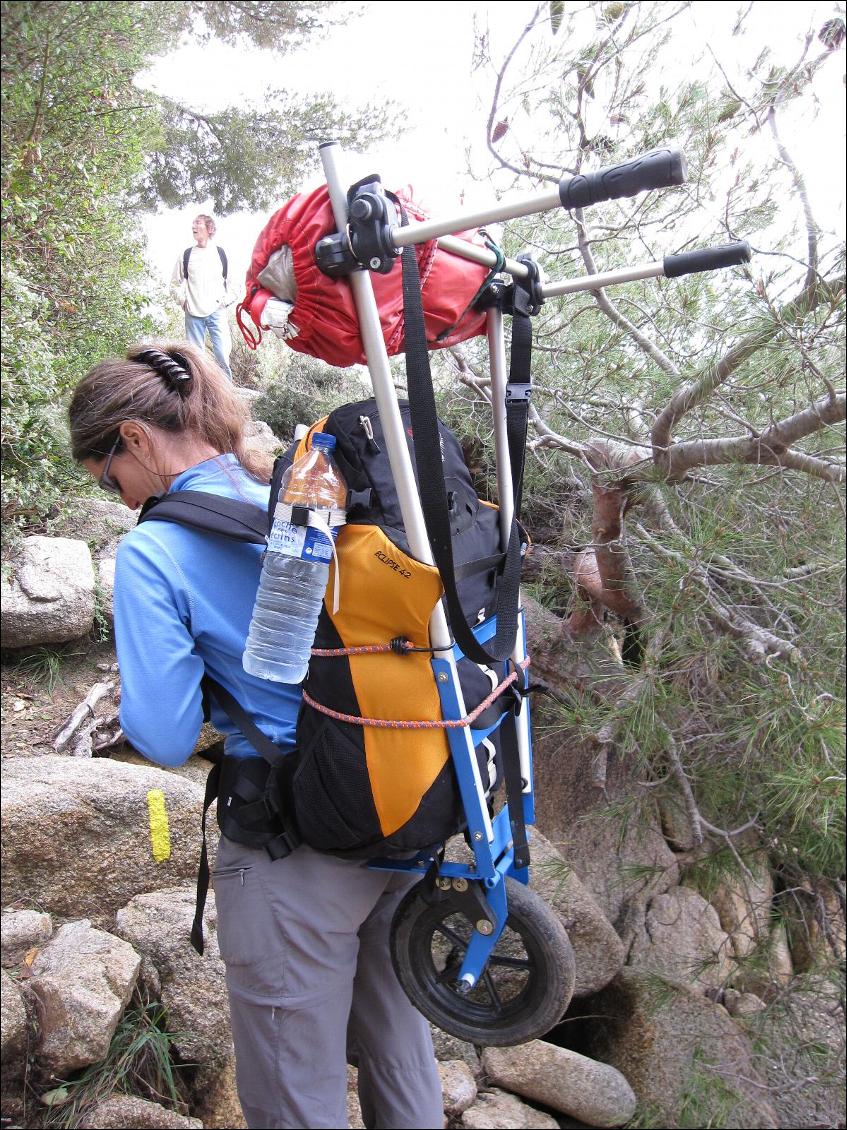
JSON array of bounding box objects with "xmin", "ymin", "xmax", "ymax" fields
[{"xmin": 368, "ymin": 610, "xmax": 533, "ymax": 987}]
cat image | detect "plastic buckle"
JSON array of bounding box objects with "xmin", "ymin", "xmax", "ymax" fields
[
  {"xmin": 265, "ymin": 827, "xmax": 300, "ymax": 861},
  {"xmin": 290, "ymin": 504, "xmax": 310, "ymax": 527},
  {"xmin": 505, "ymin": 383, "xmax": 532, "ymax": 405}
]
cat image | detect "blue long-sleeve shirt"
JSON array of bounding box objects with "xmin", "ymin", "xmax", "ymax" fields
[{"xmin": 113, "ymin": 454, "xmax": 301, "ymax": 765}]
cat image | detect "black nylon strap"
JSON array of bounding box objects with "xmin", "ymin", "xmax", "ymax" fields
[
  {"xmin": 506, "ymin": 284, "xmax": 534, "ymax": 519},
  {"xmin": 190, "ymin": 759, "xmax": 221, "ymax": 955},
  {"xmin": 191, "ymin": 679, "xmax": 298, "ymax": 954},
  {"xmin": 400, "ymin": 239, "xmax": 525, "ymax": 665},
  {"xmin": 203, "ymin": 676, "xmax": 285, "ymax": 766},
  {"xmin": 139, "ymin": 491, "xmax": 268, "ymax": 545},
  {"xmin": 499, "ymin": 710, "xmax": 530, "ymax": 870}
]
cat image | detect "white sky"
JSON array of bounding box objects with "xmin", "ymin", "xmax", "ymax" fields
[{"xmin": 139, "ymin": 1, "xmax": 845, "ymax": 298}]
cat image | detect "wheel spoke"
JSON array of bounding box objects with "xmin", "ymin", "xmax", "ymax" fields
[
  {"xmin": 488, "ymin": 954, "xmax": 532, "ymax": 971},
  {"xmin": 482, "ymin": 970, "xmax": 504, "ymax": 1013},
  {"xmin": 433, "ymin": 922, "xmax": 470, "ymax": 950}
]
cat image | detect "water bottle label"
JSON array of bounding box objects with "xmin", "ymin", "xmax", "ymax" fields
[{"xmin": 269, "ymin": 520, "xmax": 336, "ymax": 560}]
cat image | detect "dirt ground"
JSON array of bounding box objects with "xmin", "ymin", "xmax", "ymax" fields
[
  {"xmin": 1, "ymin": 637, "xmax": 222, "ymax": 781},
  {"xmin": 1, "ymin": 639, "xmax": 121, "ymax": 758}
]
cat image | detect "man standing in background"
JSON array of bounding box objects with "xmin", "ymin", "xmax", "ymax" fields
[{"xmin": 171, "ymin": 214, "xmax": 236, "ymax": 381}]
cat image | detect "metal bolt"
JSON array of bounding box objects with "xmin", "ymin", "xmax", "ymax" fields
[
  {"xmin": 473, "ymin": 831, "xmax": 483, "ymax": 842},
  {"xmin": 476, "ymin": 920, "xmax": 494, "ymax": 935},
  {"xmin": 452, "ymin": 878, "xmax": 468, "ymax": 892},
  {"xmin": 369, "ymin": 257, "xmax": 382, "ymax": 270},
  {"xmin": 436, "ymin": 672, "xmax": 449, "ymax": 683},
  {"xmin": 436, "ymin": 877, "xmax": 451, "ymax": 891}
]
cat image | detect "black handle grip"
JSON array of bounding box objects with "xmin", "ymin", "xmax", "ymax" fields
[
  {"xmin": 559, "ymin": 148, "xmax": 687, "ymax": 210},
  {"xmin": 664, "ymin": 241, "xmax": 751, "ymax": 278}
]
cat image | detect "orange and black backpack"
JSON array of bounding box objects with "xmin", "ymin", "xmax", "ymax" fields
[{"xmin": 278, "ymin": 397, "xmax": 521, "ymax": 855}]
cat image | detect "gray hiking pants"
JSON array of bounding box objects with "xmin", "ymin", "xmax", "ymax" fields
[{"xmin": 212, "ymin": 835, "xmax": 444, "ymax": 1129}]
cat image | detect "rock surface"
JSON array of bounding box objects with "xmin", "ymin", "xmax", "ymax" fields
[
  {"xmin": 0, "ymin": 969, "xmax": 29, "ymax": 1086},
  {"xmin": 97, "ymin": 557, "xmax": 116, "ymax": 615},
  {"xmin": 528, "ymin": 829, "xmax": 625, "ymax": 997},
  {"xmin": 484, "ymin": 1041, "xmax": 636, "ymax": 1127},
  {"xmin": 461, "ymin": 1087, "xmax": 559, "ymax": 1129},
  {"xmin": 430, "ymin": 1024, "xmax": 482, "ymax": 1073},
  {"xmin": 1, "ymin": 908, "xmax": 53, "ymax": 966},
  {"xmin": 115, "ymin": 886, "xmax": 229, "ymax": 1064},
  {"xmin": 1, "ymin": 536, "xmax": 95, "ymax": 648},
  {"xmin": 192, "ymin": 1054, "xmax": 246, "ymax": 1129},
  {"xmin": 1, "ymin": 756, "xmax": 206, "ymax": 924},
  {"xmin": 708, "ymin": 851, "xmax": 773, "ymax": 961},
  {"xmin": 84, "ymin": 1094, "xmax": 203, "ymax": 1129},
  {"xmin": 629, "ymin": 886, "xmax": 736, "ymax": 992},
  {"xmin": 245, "ymin": 418, "xmax": 284, "ymax": 461},
  {"xmin": 752, "ymin": 976, "xmax": 846, "ymax": 1130},
  {"xmin": 529, "ymin": 698, "xmax": 679, "ymax": 929},
  {"xmin": 584, "ymin": 969, "xmax": 779, "ymax": 1129},
  {"xmin": 48, "ymin": 497, "xmax": 135, "ymax": 555},
  {"xmin": 439, "ymin": 1058, "xmax": 477, "ymax": 1117},
  {"xmin": 29, "ymin": 920, "xmax": 140, "ymax": 1075},
  {"xmin": 347, "ymin": 1064, "xmax": 365, "ymax": 1130}
]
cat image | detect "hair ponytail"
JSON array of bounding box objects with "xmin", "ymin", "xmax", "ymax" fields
[{"xmin": 68, "ymin": 342, "xmax": 271, "ymax": 482}]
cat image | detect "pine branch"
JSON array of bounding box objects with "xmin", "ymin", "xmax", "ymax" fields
[
  {"xmin": 665, "ymin": 391, "xmax": 846, "ymax": 481},
  {"xmin": 651, "ymin": 279, "xmax": 844, "ymax": 461},
  {"xmin": 634, "ymin": 524, "xmax": 804, "ymax": 665}
]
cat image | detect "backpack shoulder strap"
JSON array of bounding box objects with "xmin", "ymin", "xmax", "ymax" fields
[
  {"xmin": 137, "ymin": 490, "xmax": 268, "ymax": 544},
  {"xmin": 183, "ymin": 246, "xmax": 192, "ymax": 279},
  {"xmin": 217, "ymin": 245, "xmax": 228, "ymax": 284}
]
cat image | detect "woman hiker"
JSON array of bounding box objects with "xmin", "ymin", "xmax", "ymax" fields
[{"xmin": 68, "ymin": 342, "xmax": 444, "ymax": 1130}]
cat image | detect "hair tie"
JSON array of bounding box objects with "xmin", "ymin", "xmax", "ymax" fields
[{"xmin": 133, "ymin": 348, "xmax": 192, "ymax": 397}]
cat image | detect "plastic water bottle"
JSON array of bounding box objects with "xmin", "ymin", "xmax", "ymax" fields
[{"xmin": 243, "ymin": 433, "xmax": 346, "ymax": 684}]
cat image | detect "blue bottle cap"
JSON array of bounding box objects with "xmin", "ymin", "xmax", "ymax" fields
[{"xmin": 312, "ymin": 432, "xmax": 336, "ymax": 450}]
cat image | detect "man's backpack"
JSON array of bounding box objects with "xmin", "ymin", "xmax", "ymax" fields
[{"xmin": 183, "ymin": 244, "xmax": 228, "ymax": 285}]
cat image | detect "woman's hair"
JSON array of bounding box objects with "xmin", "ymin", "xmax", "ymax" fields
[
  {"xmin": 196, "ymin": 214, "xmax": 216, "ymax": 237},
  {"xmin": 68, "ymin": 342, "xmax": 271, "ymax": 482}
]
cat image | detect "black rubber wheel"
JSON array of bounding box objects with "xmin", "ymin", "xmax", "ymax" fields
[{"xmin": 390, "ymin": 877, "xmax": 575, "ymax": 1046}]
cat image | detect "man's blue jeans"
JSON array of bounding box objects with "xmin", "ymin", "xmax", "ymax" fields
[{"xmin": 185, "ymin": 307, "xmax": 233, "ymax": 381}]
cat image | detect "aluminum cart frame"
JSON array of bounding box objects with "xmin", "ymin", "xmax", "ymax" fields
[{"xmin": 313, "ymin": 141, "xmax": 750, "ymax": 1045}]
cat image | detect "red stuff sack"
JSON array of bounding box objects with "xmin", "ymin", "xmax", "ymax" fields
[{"xmin": 236, "ymin": 184, "xmax": 491, "ymax": 367}]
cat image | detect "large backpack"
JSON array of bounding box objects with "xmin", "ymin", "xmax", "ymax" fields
[
  {"xmin": 140, "ymin": 397, "xmax": 527, "ymax": 859},
  {"xmin": 280, "ymin": 398, "xmax": 521, "ymax": 855}
]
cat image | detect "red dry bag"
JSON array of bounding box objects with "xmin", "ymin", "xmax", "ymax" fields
[{"xmin": 236, "ymin": 185, "xmax": 491, "ymax": 367}]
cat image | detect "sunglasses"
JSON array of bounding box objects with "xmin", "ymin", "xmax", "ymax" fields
[{"xmin": 98, "ymin": 435, "xmax": 123, "ymax": 495}]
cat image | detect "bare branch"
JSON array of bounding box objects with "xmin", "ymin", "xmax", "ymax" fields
[
  {"xmin": 662, "ymin": 727, "xmax": 705, "ymax": 846},
  {"xmin": 767, "ymin": 106, "xmax": 819, "ymax": 288},
  {"xmin": 485, "ymin": 6, "xmax": 556, "ymax": 183},
  {"xmin": 665, "ymin": 391, "xmax": 846, "ymax": 480},
  {"xmin": 574, "ymin": 209, "xmax": 682, "ymax": 380}
]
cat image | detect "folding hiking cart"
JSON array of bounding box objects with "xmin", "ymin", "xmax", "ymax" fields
[{"xmin": 283, "ymin": 141, "xmax": 752, "ymax": 1046}]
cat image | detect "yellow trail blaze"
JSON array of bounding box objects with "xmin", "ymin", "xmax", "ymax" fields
[{"xmin": 147, "ymin": 789, "xmax": 171, "ymax": 863}]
